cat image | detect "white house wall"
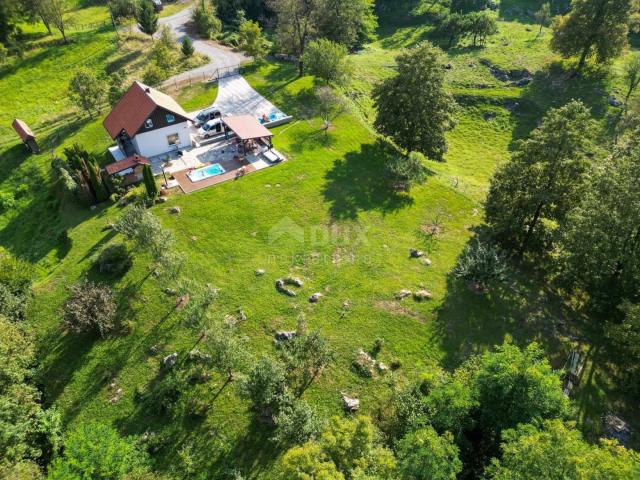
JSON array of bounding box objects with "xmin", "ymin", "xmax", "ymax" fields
[{"xmin": 132, "ymin": 122, "xmax": 192, "ymax": 158}]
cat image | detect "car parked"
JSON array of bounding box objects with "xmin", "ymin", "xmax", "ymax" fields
[
  {"xmin": 195, "ymin": 107, "xmax": 222, "ymax": 127},
  {"xmin": 197, "ymin": 119, "xmax": 223, "ymax": 138},
  {"xmin": 151, "ymin": 0, "xmax": 162, "ymax": 11}
]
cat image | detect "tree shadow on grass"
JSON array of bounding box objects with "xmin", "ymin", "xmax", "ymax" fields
[
  {"xmin": 432, "ymin": 265, "xmax": 574, "ymax": 371},
  {"xmin": 37, "ymin": 328, "xmax": 99, "ymax": 409},
  {"xmin": 509, "ymin": 61, "xmax": 610, "ymax": 146},
  {"xmin": 288, "ymin": 126, "xmax": 339, "ymax": 154},
  {"xmin": 322, "ymin": 141, "xmax": 423, "ymax": 220},
  {"xmin": 212, "ymin": 417, "xmax": 281, "ymax": 478}
]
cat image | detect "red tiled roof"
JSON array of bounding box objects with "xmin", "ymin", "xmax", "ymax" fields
[
  {"xmin": 12, "ymin": 118, "xmax": 35, "ymax": 141},
  {"xmin": 223, "ymin": 115, "xmax": 273, "ymax": 141},
  {"xmin": 105, "ymin": 154, "xmax": 150, "ymax": 175},
  {"xmin": 103, "ymin": 81, "xmax": 190, "ymax": 139}
]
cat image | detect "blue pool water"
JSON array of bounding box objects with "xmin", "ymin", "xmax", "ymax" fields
[{"xmin": 188, "ymin": 163, "xmax": 226, "ymax": 182}]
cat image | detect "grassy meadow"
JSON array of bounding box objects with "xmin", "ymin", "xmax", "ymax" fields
[{"xmin": 0, "ymin": 1, "xmax": 638, "ymax": 477}]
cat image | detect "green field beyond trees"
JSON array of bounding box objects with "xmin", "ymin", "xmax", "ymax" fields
[{"xmin": 1, "ymin": 0, "xmax": 640, "ymax": 478}]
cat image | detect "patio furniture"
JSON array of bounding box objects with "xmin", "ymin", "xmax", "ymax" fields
[{"xmin": 263, "ymin": 150, "xmax": 281, "ymax": 164}]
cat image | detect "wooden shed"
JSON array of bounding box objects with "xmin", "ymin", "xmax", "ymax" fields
[{"xmin": 12, "ymin": 119, "xmax": 40, "ymax": 154}]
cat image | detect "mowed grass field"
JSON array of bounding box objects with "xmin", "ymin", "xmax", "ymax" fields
[{"xmin": 0, "ymin": 1, "xmax": 638, "ymax": 477}]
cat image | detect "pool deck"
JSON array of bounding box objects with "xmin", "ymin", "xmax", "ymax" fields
[{"xmin": 172, "ymin": 156, "xmax": 256, "ymax": 193}]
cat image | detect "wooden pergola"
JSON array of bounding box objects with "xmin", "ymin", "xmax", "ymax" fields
[{"xmin": 222, "ymin": 115, "xmax": 274, "ymax": 157}]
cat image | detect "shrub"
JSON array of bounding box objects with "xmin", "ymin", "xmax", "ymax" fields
[
  {"xmin": 0, "ymin": 192, "xmax": 16, "ymax": 210},
  {"xmin": 237, "ymin": 20, "xmax": 268, "ymax": 59},
  {"xmin": 192, "ymin": 0, "xmax": 222, "ymax": 39},
  {"xmin": 14, "ymin": 184, "xmax": 29, "ymax": 198},
  {"xmin": 303, "ymin": 38, "xmax": 352, "ymax": 85},
  {"xmin": 372, "ymin": 337, "xmax": 385, "ymax": 357},
  {"xmin": 0, "ymin": 253, "xmax": 33, "ymax": 322},
  {"xmin": 181, "ymin": 37, "xmax": 195, "ymax": 57},
  {"xmin": 151, "ymin": 44, "xmax": 177, "ymax": 71},
  {"xmin": 452, "ymin": 237, "xmax": 508, "ymax": 290},
  {"xmin": 239, "ymin": 356, "xmax": 290, "ymax": 419},
  {"xmin": 385, "ymin": 152, "xmax": 430, "ymax": 191},
  {"xmin": 96, "ymin": 243, "xmax": 133, "ymax": 276},
  {"xmin": 0, "ymin": 43, "xmax": 8, "ymax": 65},
  {"xmin": 273, "ymin": 400, "xmax": 322, "ymax": 445},
  {"xmin": 142, "ymin": 63, "xmax": 165, "ymax": 86},
  {"xmin": 62, "ymin": 280, "xmax": 117, "ymax": 337},
  {"xmin": 47, "ymin": 423, "xmax": 150, "ymax": 479},
  {"xmin": 147, "ymin": 370, "xmax": 185, "ymax": 415}
]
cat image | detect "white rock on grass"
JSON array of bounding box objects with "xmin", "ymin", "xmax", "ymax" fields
[
  {"xmin": 395, "ymin": 289, "xmax": 412, "ymax": 300},
  {"xmin": 342, "ymin": 393, "xmax": 360, "ymax": 412}
]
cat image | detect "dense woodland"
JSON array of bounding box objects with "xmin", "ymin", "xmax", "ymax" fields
[{"xmin": 2, "ymin": 0, "xmax": 640, "ymax": 478}]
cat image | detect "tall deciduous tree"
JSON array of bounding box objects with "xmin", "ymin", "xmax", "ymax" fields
[
  {"xmin": 486, "ymin": 420, "xmax": 640, "ymax": 479},
  {"xmin": 315, "ymin": 0, "xmax": 377, "ymax": 50},
  {"xmin": 485, "ymin": 100, "xmax": 595, "ymax": 255},
  {"xmin": 68, "ymin": 68, "xmax": 107, "ymax": 118},
  {"xmin": 396, "ymin": 427, "xmax": 463, "ymax": 480},
  {"xmin": 268, "ymin": 0, "xmax": 320, "ymax": 76},
  {"xmin": 560, "ymin": 130, "xmax": 640, "ymax": 307},
  {"xmin": 192, "ymin": 0, "xmax": 222, "ymax": 39},
  {"xmin": 238, "ymin": 19, "xmax": 268, "ymax": 59},
  {"xmin": 206, "ymin": 321, "xmax": 250, "ymax": 385},
  {"xmin": 40, "ymin": 0, "xmax": 71, "ymax": 43},
  {"xmin": 303, "ymin": 38, "xmax": 352, "ymax": 84},
  {"xmin": 315, "ymin": 86, "xmax": 347, "ymax": 132},
  {"xmin": 623, "ymin": 53, "xmax": 640, "ymax": 112},
  {"xmin": 535, "ymin": 2, "xmax": 552, "ymax": 36},
  {"xmin": 551, "ymin": 0, "xmax": 634, "ymax": 74},
  {"xmin": 373, "ymin": 41, "xmax": 457, "ymax": 160},
  {"xmin": 276, "ymin": 323, "xmax": 334, "ymax": 397},
  {"xmin": 474, "ymin": 342, "xmax": 571, "ymax": 437}
]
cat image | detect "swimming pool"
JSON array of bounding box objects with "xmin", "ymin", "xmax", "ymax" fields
[
  {"xmin": 259, "ymin": 111, "xmax": 287, "ymax": 124},
  {"xmin": 188, "ymin": 163, "xmax": 226, "ymax": 182}
]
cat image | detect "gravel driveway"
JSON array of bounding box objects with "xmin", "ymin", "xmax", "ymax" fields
[{"xmin": 156, "ymin": 6, "xmax": 248, "ymax": 84}]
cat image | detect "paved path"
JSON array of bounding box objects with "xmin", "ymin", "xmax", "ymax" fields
[
  {"xmin": 213, "ymin": 75, "xmax": 282, "ymax": 117},
  {"xmin": 156, "ymin": 6, "xmax": 248, "ymax": 84}
]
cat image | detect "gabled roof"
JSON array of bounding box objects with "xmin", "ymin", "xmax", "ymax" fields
[
  {"xmin": 12, "ymin": 118, "xmax": 35, "ymax": 141},
  {"xmin": 103, "ymin": 81, "xmax": 191, "ymax": 139},
  {"xmin": 223, "ymin": 115, "xmax": 273, "ymax": 141},
  {"xmin": 105, "ymin": 154, "xmax": 150, "ymax": 175}
]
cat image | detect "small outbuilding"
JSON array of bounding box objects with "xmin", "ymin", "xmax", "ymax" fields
[
  {"xmin": 104, "ymin": 154, "xmax": 150, "ymax": 187},
  {"xmin": 222, "ymin": 115, "xmax": 274, "ymax": 157},
  {"xmin": 12, "ymin": 118, "xmax": 40, "ymax": 154}
]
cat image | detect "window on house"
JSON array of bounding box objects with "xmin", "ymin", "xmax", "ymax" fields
[
  {"xmin": 145, "ymin": 118, "xmax": 153, "ymax": 129},
  {"xmin": 166, "ymin": 114, "xmax": 175, "ymax": 123},
  {"xmin": 167, "ymin": 133, "xmax": 180, "ymax": 146}
]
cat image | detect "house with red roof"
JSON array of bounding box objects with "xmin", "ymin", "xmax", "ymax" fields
[{"xmin": 103, "ymin": 81, "xmax": 192, "ymax": 159}]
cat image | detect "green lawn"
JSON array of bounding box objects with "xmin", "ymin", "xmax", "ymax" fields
[{"xmin": 1, "ymin": 2, "xmax": 638, "ymax": 478}]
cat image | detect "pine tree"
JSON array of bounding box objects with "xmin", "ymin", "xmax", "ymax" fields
[
  {"xmin": 181, "ymin": 36, "xmax": 194, "ymax": 57},
  {"xmin": 143, "ymin": 164, "xmax": 158, "ymax": 199},
  {"xmin": 87, "ymin": 155, "xmax": 109, "ymax": 202},
  {"xmin": 137, "ymin": 0, "xmax": 158, "ymax": 40}
]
